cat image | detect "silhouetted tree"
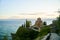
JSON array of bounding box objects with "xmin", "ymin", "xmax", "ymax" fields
[
  {"xmin": 26, "ymin": 20, "xmax": 31, "ymax": 28},
  {"xmin": 39, "ymin": 26, "xmax": 50, "ymax": 37},
  {"xmin": 3, "ymin": 36, "xmax": 8, "ymax": 40},
  {"xmin": 52, "ymin": 15, "xmax": 60, "ymax": 33},
  {"xmin": 15, "ymin": 27, "xmax": 39, "ymax": 40},
  {"xmin": 11, "ymin": 20, "xmax": 39, "ymax": 40},
  {"xmin": 43, "ymin": 21, "xmax": 47, "ymax": 25}
]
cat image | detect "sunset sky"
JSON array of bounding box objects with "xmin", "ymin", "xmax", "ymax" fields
[{"xmin": 0, "ymin": 0, "xmax": 60, "ymax": 19}]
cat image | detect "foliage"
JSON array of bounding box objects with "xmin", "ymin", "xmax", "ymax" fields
[
  {"xmin": 3, "ymin": 36, "xmax": 8, "ymax": 40},
  {"xmin": 52, "ymin": 15, "xmax": 60, "ymax": 33},
  {"xmin": 12, "ymin": 20, "xmax": 36, "ymax": 40},
  {"xmin": 52, "ymin": 16, "xmax": 60, "ymax": 28},
  {"xmin": 43, "ymin": 21, "xmax": 47, "ymax": 25},
  {"xmin": 34, "ymin": 26, "xmax": 51, "ymax": 40},
  {"xmin": 11, "ymin": 19, "xmax": 51, "ymax": 40},
  {"xmin": 15, "ymin": 27, "xmax": 39, "ymax": 40},
  {"xmin": 26, "ymin": 20, "xmax": 31, "ymax": 28},
  {"xmin": 39, "ymin": 26, "xmax": 50, "ymax": 37}
]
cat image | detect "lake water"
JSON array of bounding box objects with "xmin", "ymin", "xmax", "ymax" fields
[{"xmin": 0, "ymin": 19, "xmax": 54, "ymax": 40}]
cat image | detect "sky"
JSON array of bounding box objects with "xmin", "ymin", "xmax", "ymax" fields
[{"xmin": 0, "ymin": 0, "xmax": 60, "ymax": 19}]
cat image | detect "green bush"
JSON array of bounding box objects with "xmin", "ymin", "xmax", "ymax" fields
[
  {"xmin": 52, "ymin": 15, "xmax": 60, "ymax": 33},
  {"xmin": 3, "ymin": 36, "xmax": 8, "ymax": 40},
  {"xmin": 43, "ymin": 21, "xmax": 47, "ymax": 25},
  {"xmin": 26, "ymin": 20, "xmax": 31, "ymax": 28},
  {"xmin": 15, "ymin": 27, "xmax": 39, "ymax": 40},
  {"xmin": 39, "ymin": 26, "xmax": 50, "ymax": 37}
]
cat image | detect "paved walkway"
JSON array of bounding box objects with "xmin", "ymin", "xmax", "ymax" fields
[
  {"xmin": 49, "ymin": 33, "xmax": 60, "ymax": 40},
  {"xmin": 41, "ymin": 33, "xmax": 60, "ymax": 40},
  {"xmin": 41, "ymin": 33, "xmax": 49, "ymax": 40}
]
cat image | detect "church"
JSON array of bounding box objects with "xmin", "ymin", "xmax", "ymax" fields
[{"xmin": 31, "ymin": 17, "xmax": 43, "ymax": 32}]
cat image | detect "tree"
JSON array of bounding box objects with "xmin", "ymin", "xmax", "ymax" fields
[
  {"xmin": 3, "ymin": 36, "xmax": 8, "ymax": 40},
  {"xmin": 39, "ymin": 26, "xmax": 50, "ymax": 37},
  {"xmin": 26, "ymin": 20, "xmax": 31, "ymax": 28},
  {"xmin": 15, "ymin": 27, "xmax": 39, "ymax": 40},
  {"xmin": 43, "ymin": 21, "xmax": 47, "ymax": 25},
  {"xmin": 52, "ymin": 15, "xmax": 60, "ymax": 33},
  {"xmin": 53, "ymin": 15, "xmax": 60, "ymax": 28},
  {"xmin": 11, "ymin": 20, "xmax": 39, "ymax": 40}
]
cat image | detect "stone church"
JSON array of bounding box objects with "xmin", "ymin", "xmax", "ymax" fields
[
  {"xmin": 31, "ymin": 17, "xmax": 43, "ymax": 31},
  {"xmin": 34, "ymin": 17, "xmax": 42, "ymax": 27}
]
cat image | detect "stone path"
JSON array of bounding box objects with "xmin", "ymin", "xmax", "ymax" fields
[
  {"xmin": 49, "ymin": 33, "xmax": 60, "ymax": 40},
  {"xmin": 41, "ymin": 33, "xmax": 60, "ymax": 40}
]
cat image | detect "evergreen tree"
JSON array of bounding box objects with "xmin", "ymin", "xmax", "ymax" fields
[
  {"xmin": 43, "ymin": 21, "xmax": 47, "ymax": 25},
  {"xmin": 26, "ymin": 20, "xmax": 31, "ymax": 28},
  {"xmin": 52, "ymin": 15, "xmax": 60, "ymax": 33},
  {"xmin": 3, "ymin": 36, "xmax": 8, "ymax": 40}
]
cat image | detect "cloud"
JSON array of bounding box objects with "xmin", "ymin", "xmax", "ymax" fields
[
  {"xmin": 19, "ymin": 12, "xmax": 46, "ymax": 15},
  {"xmin": 0, "ymin": 16, "xmax": 10, "ymax": 19},
  {"xmin": 0, "ymin": 12, "xmax": 59, "ymax": 19}
]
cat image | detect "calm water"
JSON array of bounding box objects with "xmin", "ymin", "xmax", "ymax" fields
[{"xmin": 0, "ymin": 19, "xmax": 54, "ymax": 39}]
